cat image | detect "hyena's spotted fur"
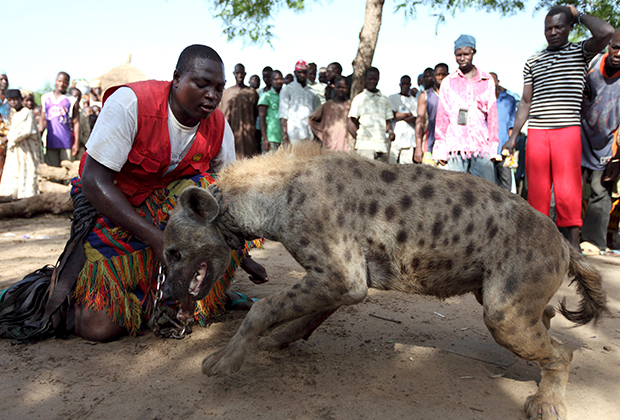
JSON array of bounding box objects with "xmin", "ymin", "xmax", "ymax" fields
[{"xmin": 163, "ymin": 144, "xmax": 606, "ymax": 420}]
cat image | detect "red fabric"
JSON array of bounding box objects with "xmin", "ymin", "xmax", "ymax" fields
[
  {"xmin": 526, "ymin": 126, "xmax": 583, "ymax": 227},
  {"xmin": 80, "ymin": 80, "xmax": 225, "ymax": 206}
]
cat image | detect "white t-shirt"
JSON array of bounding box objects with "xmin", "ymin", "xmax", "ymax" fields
[
  {"xmin": 86, "ymin": 87, "xmax": 235, "ymax": 173},
  {"xmin": 388, "ymin": 93, "xmax": 417, "ymax": 149}
]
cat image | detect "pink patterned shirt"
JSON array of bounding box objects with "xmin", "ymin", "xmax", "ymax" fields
[{"xmin": 432, "ymin": 67, "xmax": 499, "ymax": 161}]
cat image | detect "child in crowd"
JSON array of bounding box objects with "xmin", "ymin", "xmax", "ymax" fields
[
  {"xmin": 40, "ymin": 72, "xmax": 79, "ymax": 166},
  {"xmin": 0, "ymin": 90, "xmax": 42, "ymax": 199}
]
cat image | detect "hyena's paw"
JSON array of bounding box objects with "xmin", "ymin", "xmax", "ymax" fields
[
  {"xmin": 201, "ymin": 344, "xmax": 248, "ymax": 377},
  {"xmin": 525, "ymin": 393, "xmax": 567, "ymax": 420},
  {"xmin": 257, "ymin": 333, "xmax": 294, "ymax": 351}
]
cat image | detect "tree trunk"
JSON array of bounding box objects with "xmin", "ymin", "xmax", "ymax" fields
[
  {"xmin": 350, "ymin": 0, "xmax": 385, "ymax": 98},
  {"xmin": 0, "ymin": 193, "xmax": 72, "ymax": 218}
]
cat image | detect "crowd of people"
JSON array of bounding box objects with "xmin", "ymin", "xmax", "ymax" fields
[{"xmin": 0, "ymin": 5, "xmax": 619, "ymax": 343}]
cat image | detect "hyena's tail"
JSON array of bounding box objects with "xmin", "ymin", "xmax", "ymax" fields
[{"xmin": 559, "ymin": 245, "xmax": 608, "ymax": 325}]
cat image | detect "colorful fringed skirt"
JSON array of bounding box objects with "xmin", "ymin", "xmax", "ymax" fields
[{"xmin": 71, "ymin": 173, "xmax": 260, "ymax": 336}]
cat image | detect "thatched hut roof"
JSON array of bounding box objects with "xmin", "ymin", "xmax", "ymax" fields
[{"xmin": 94, "ymin": 54, "xmax": 148, "ymax": 93}]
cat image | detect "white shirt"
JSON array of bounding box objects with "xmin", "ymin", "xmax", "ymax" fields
[
  {"xmin": 348, "ymin": 89, "xmax": 393, "ymax": 153},
  {"xmin": 279, "ymin": 80, "xmax": 319, "ymax": 141},
  {"xmin": 87, "ymin": 87, "xmax": 235, "ymax": 173},
  {"xmin": 388, "ymin": 93, "xmax": 417, "ymax": 149}
]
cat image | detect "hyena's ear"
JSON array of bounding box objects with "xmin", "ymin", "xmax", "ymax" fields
[{"xmin": 178, "ymin": 186, "xmax": 219, "ymax": 223}]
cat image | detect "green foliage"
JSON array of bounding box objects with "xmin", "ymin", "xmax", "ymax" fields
[
  {"xmin": 209, "ymin": 0, "xmax": 619, "ymax": 45},
  {"xmin": 211, "ymin": 0, "xmax": 308, "ymax": 45},
  {"xmin": 535, "ymin": 0, "xmax": 620, "ymax": 41},
  {"xmin": 394, "ymin": 0, "xmax": 526, "ymax": 29}
]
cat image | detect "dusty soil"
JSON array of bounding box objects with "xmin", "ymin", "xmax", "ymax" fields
[{"xmin": 0, "ymin": 214, "xmax": 619, "ymax": 420}]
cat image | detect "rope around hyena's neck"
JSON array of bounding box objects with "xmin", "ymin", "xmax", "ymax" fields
[{"xmin": 207, "ymin": 183, "xmax": 246, "ymax": 250}]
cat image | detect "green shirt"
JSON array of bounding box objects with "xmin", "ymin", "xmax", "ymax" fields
[{"xmin": 257, "ymin": 89, "xmax": 283, "ymax": 144}]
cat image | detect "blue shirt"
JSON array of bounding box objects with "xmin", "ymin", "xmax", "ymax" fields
[{"xmin": 496, "ymin": 90, "xmax": 516, "ymax": 153}]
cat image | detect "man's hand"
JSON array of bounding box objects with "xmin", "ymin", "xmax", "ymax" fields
[
  {"xmin": 414, "ymin": 147, "xmax": 423, "ymax": 164},
  {"xmin": 262, "ymin": 138, "xmax": 270, "ymax": 153},
  {"xmin": 568, "ymin": 4, "xmax": 580, "ymax": 25},
  {"xmin": 604, "ymin": 159, "xmax": 620, "ymax": 183},
  {"xmin": 387, "ymin": 130, "xmax": 395, "ymax": 142},
  {"xmin": 281, "ymin": 132, "xmax": 290, "ymax": 146},
  {"xmin": 502, "ymin": 137, "xmax": 516, "ymax": 154},
  {"xmin": 437, "ymin": 160, "xmax": 447, "ymax": 166},
  {"xmin": 71, "ymin": 142, "xmax": 79, "ymax": 156},
  {"xmin": 240, "ymin": 256, "xmax": 269, "ymax": 284}
]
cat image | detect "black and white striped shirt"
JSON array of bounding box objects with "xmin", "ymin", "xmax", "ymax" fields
[{"xmin": 524, "ymin": 41, "xmax": 597, "ymax": 129}]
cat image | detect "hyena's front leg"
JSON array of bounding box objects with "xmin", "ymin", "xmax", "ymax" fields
[{"xmin": 202, "ymin": 252, "xmax": 368, "ymax": 377}]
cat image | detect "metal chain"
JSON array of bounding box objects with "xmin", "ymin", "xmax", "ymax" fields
[{"xmin": 147, "ymin": 264, "xmax": 190, "ymax": 340}]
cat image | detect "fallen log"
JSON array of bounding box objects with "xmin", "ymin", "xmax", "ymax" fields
[
  {"xmin": 37, "ymin": 160, "xmax": 80, "ymax": 182},
  {"xmin": 39, "ymin": 180, "xmax": 71, "ymax": 194},
  {"xmin": 0, "ymin": 193, "xmax": 72, "ymax": 218}
]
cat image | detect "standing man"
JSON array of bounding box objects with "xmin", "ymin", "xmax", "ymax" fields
[
  {"xmin": 219, "ymin": 63, "xmax": 259, "ymax": 159},
  {"xmin": 348, "ymin": 67, "xmax": 395, "ymax": 162},
  {"xmin": 259, "ymin": 66, "xmax": 273, "ymax": 96},
  {"xmin": 433, "ymin": 35, "xmax": 498, "ymax": 183},
  {"xmin": 308, "ymin": 62, "xmax": 327, "ymax": 105},
  {"xmin": 504, "ymin": 6, "xmax": 614, "ymax": 251},
  {"xmin": 415, "ymin": 64, "xmax": 448, "ymax": 164},
  {"xmin": 279, "ymin": 60, "xmax": 319, "ymax": 146},
  {"xmin": 580, "ymin": 29, "xmax": 620, "ymax": 254},
  {"xmin": 388, "ymin": 75, "xmax": 417, "ymax": 164},
  {"xmin": 258, "ymin": 70, "xmax": 284, "ymax": 152},
  {"xmin": 490, "ymin": 72, "xmax": 516, "ymax": 191},
  {"xmin": 41, "ymin": 71, "xmax": 80, "ymax": 166}
]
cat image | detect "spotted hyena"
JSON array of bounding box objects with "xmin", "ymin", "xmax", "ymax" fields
[{"xmin": 163, "ymin": 144, "xmax": 606, "ymax": 420}]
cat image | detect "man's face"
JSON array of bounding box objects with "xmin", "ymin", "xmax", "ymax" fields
[
  {"xmin": 399, "ymin": 77, "xmax": 411, "ymax": 95},
  {"xmin": 173, "ymin": 58, "xmax": 226, "ymax": 121},
  {"xmin": 0, "ymin": 74, "xmax": 8, "ymax": 91},
  {"xmin": 284, "ymin": 74, "xmax": 294, "ymax": 84},
  {"xmin": 545, "ymin": 13, "xmax": 572, "ymax": 49},
  {"xmin": 455, "ymin": 47, "xmax": 475, "ymax": 71},
  {"xmin": 326, "ymin": 64, "xmax": 339, "ymax": 82},
  {"xmin": 318, "ymin": 70, "xmax": 327, "ymax": 84},
  {"xmin": 422, "ymin": 70, "xmax": 435, "ymax": 89},
  {"xmin": 262, "ymin": 69, "xmax": 272, "ymax": 87},
  {"xmin": 55, "ymin": 74, "xmax": 69, "ymax": 94},
  {"xmin": 335, "ymin": 80, "xmax": 348, "ymax": 99},
  {"xmin": 294, "ymin": 69, "xmax": 307, "ymax": 85},
  {"xmin": 92, "ymin": 87, "xmax": 102, "ymax": 97},
  {"xmin": 308, "ymin": 68, "xmax": 317, "ymax": 83},
  {"xmin": 23, "ymin": 94, "xmax": 35, "ymax": 110},
  {"xmin": 434, "ymin": 67, "xmax": 448, "ymax": 87},
  {"xmin": 249, "ymin": 75, "xmax": 260, "ymax": 89},
  {"xmin": 271, "ymin": 72, "xmax": 284, "ymax": 90},
  {"xmin": 607, "ymin": 33, "xmax": 620, "ymax": 69},
  {"xmin": 365, "ymin": 71, "xmax": 379, "ymax": 92},
  {"xmin": 233, "ymin": 65, "xmax": 246, "ymax": 85}
]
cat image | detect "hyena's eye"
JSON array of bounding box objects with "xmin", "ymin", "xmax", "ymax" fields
[{"xmin": 167, "ymin": 249, "xmax": 181, "ymax": 262}]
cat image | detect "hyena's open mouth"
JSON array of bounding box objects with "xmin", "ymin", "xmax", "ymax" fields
[{"xmin": 176, "ymin": 262, "xmax": 208, "ymax": 321}]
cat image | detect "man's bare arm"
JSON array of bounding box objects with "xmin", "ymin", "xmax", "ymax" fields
[
  {"xmin": 258, "ymin": 105, "xmax": 269, "ymax": 152},
  {"xmin": 348, "ymin": 117, "xmax": 359, "ymax": 139},
  {"xmin": 81, "ymin": 156, "xmax": 165, "ymax": 260},
  {"xmin": 414, "ymin": 92, "xmax": 427, "ymax": 163},
  {"xmin": 571, "ymin": 6, "xmax": 614, "ymax": 53},
  {"xmin": 503, "ymin": 84, "xmax": 533, "ymax": 152}
]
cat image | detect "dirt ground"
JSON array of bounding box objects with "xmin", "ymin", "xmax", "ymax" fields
[{"xmin": 0, "ymin": 214, "xmax": 619, "ymax": 420}]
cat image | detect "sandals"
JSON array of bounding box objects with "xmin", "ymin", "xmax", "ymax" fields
[{"xmin": 225, "ymin": 292, "xmax": 258, "ymax": 311}]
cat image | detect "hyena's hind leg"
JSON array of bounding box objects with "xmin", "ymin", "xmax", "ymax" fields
[
  {"xmin": 258, "ymin": 308, "xmax": 340, "ymax": 350},
  {"xmin": 483, "ymin": 274, "xmax": 570, "ymax": 420}
]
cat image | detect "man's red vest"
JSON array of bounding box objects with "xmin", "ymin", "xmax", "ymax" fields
[{"xmin": 80, "ymin": 80, "xmax": 225, "ymax": 206}]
